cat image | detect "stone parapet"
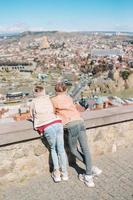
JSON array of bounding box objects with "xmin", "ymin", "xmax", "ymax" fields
[{"xmin": 0, "ymin": 105, "xmax": 133, "ymax": 185}]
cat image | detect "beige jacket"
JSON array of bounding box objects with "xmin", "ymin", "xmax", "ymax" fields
[{"xmin": 30, "ymin": 95, "xmax": 60, "ymax": 128}]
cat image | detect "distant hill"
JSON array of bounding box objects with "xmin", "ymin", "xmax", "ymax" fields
[
  {"xmin": 20, "ymin": 31, "xmax": 58, "ymax": 37},
  {"xmin": 0, "ymin": 31, "xmax": 58, "ymax": 39},
  {"xmin": 1, "ymin": 31, "xmax": 133, "ymax": 37}
]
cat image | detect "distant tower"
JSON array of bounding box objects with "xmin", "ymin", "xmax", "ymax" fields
[{"xmin": 40, "ymin": 36, "xmax": 50, "ymax": 49}]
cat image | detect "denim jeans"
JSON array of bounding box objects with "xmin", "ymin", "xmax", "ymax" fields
[
  {"xmin": 44, "ymin": 123, "xmax": 67, "ymax": 175},
  {"xmin": 66, "ymin": 120, "xmax": 92, "ymax": 175}
]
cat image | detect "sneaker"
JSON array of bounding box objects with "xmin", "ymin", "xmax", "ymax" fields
[
  {"xmin": 79, "ymin": 174, "xmax": 95, "ymax": 187},
  {"xmin": 61, "ymin": 173, "xmax": 69, "ymax": 181},
  {"xmin": 51, "ymin": 170, "xmax": 61, "ymax": 183},
  {"xmin": 78, "ymin": 173, "xmax": 85, "ymax": 182},
  {"xmin": 92, "ymin": 166, "xmax": 102, "ymax": 177}
]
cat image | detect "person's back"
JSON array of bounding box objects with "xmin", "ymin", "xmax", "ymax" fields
[
  {"xmin": 52, "ymin": 93, "xmax": 81, "ymax": 125},
  {"xmin": 30, "ymin": 85, "xmax": 68, "ymax": 182},
  {"xmin": 52, "ymin": 82, "xmax": 102, "ymax": 187},
  {"xmin": 31, "ymin": 95, "xmax": 57, "ymax": 128}
]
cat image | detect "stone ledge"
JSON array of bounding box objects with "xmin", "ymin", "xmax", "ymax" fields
[
  {"xmin": 0, "ymin": 120, "xmax": 133, "ymax": 185},
  {"xmin": 0, "ymin": 105, "xmax": 133, "ymax": 147},
  {"xmin": 82, "ymin": 105, "xmax": 133, "ymax": 128},
  {"xmin": 0, "ymin": 106, "xmax": 133, "ymax": 185}
]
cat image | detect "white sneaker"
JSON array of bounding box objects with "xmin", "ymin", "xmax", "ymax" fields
[
  {"xmin": 78, "ymin": 174, "xmax": 85, "ymax": 182},
  {"xmin": 61, "ymin": 173, "xmax": 69, "ymax": 181},
  {"xmin": 51, "ymin": 170, "xmax": 61, "ymax": 183},
  {"xmin": 79, "ymin": 174, "xmax": 95, "ymax": 187},
  {"xmin": 92, "ymin": 166, "xmax": 102, "ymax": 177}
]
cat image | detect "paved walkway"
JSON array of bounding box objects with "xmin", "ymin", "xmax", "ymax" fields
[{"xmin": 0, "ymin": 145, "xmax": 133, "ymax": 200}]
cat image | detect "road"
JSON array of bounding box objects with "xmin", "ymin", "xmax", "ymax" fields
[{"xmin": 0, "ymin": 145, "xmax": 133, "ymax": 200}]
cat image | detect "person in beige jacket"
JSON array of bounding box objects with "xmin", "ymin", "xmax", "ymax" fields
[{"xmin": 30, "ymin": 85, "xmax": 68, "ymax": 182}]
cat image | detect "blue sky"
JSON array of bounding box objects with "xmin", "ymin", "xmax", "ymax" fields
[{"xmin": 0, "ymin": 0, "xmax": 133, "ymax": 32}]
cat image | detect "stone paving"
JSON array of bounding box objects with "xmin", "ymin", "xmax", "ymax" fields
[{"xmin": 0, "ymin": 145, "xmax": 133, "ymax": 200}]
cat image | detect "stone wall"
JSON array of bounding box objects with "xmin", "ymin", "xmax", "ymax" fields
[
  {"xmin": 87, "ymin": 121, "xmax": 133, "ymax": 157},
  {"xmin": 0, "ymin": 139, "xmax": 49, "ymax": 186},
  {"xmin": 0, "ymin": 120, "xmax": 133, "ymax": 186}
]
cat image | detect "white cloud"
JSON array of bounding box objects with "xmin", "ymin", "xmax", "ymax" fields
[
  {"xmin": 0, "ymin": 22, "xmax": 53, "ymax": 33},
  {"xmin": 0, "ymin": 23, "xmax": 30, "ymax": 33},
  {"xmin": 113, "ymin": 24, "xmax": 133, "ymax": 32},
  {"xmin": 0, "ymin": 22, "xmax": 133, "ymax": 33}
]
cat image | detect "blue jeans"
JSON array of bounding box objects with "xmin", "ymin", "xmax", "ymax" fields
[
  {"xmin": 66, "ymin": 120, "xmax": 92, "ymax": 175},
  {"xmin": 44, "ymin": 123, "xmax": 67, "ymax": 174}
]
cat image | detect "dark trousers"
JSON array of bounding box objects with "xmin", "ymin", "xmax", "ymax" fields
[{"xmin": 66, "ymin": 120, "xmax": 92, "ymax": 175}]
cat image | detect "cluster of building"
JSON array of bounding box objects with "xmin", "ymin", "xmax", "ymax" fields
[
  {"xmin": 0, "ymin": 31, "xmax": 133, "ymax": 123},
  {"xmin": 0, "ymin": 31, "xmax": 133, "ymax": 76}
]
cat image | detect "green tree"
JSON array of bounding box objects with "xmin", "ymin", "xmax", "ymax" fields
[{"xmin": 121, "ymin": 70, "xmax": 130, "ymax": 89}]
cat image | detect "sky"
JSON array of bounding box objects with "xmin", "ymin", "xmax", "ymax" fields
[{"xmin": 0, "ymin": 0, "xmax": 133, "ymax": 32}]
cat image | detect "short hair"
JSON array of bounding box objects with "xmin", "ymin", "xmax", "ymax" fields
[
  {"xmin": 34, "ymin": 85, "xmax": 44, "ymax": 93},
  {"xmin": 55, "ymin": 82, "xmax": 67, "ymax": 92}
]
